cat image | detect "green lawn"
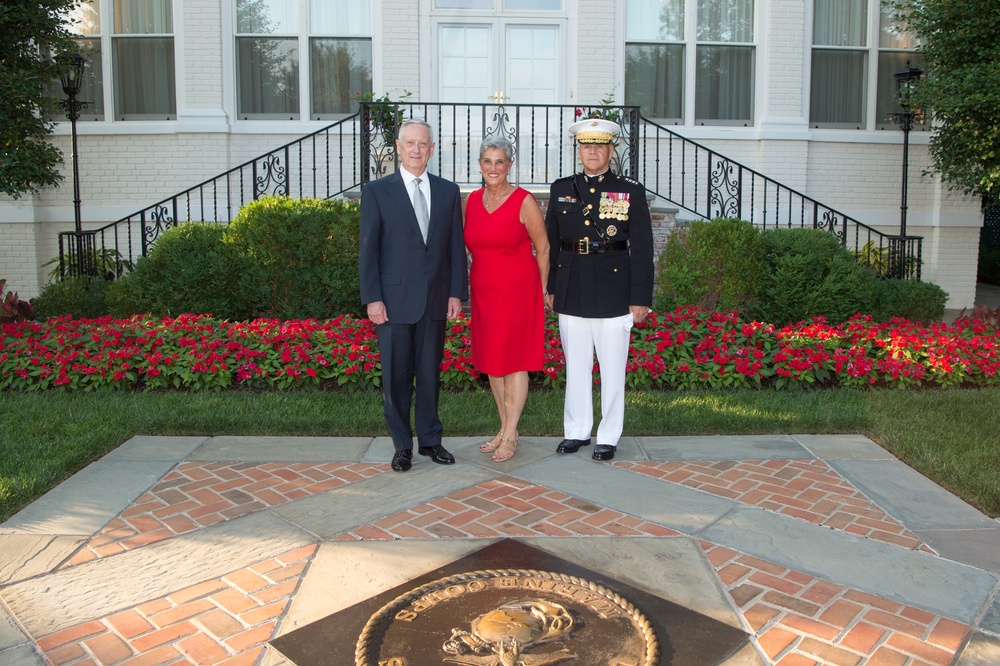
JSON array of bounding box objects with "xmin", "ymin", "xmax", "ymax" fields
[{"xmin": 2, "ymin": 388, "xmax": 999, "ymax": 522}]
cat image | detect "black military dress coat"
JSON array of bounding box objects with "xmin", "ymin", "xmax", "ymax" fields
[{"xmin": 545, "ymin": 170, "xmax": 654, "ymax": 317}]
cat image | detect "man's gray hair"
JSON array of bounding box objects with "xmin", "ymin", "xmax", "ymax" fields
[
  {"xmin": 398, "ymin": 118, "xmax": 434, "ymax": 142},
  {"xmin": 479, "ymin": 136, "xmax": 514, "ymax": 161}
]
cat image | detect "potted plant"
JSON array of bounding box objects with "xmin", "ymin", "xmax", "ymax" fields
[{"xmin": 357, "ymin": 90, "xmax": 413, "ymax": 144}]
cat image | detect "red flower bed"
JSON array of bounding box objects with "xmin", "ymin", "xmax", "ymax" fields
[{"xmin": 2, "ymin": 307, "xmax": 998, "ymax": 391}]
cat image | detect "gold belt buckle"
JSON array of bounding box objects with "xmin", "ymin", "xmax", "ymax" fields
[{"xmin": 579, "ymin": 238, "xmax": 590, "ymax": 255}]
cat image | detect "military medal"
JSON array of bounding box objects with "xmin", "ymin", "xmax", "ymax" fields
[
  {"xmin": 606, "ymin": 224, "xmax": 618, "ymax": 236},
  {"xmin": 601, "ymin": 192, "xmax": 631, "ymax": 222},
  {"xmin": 598, "ymin": 195, "xmax": 614, "ymax": 220}
]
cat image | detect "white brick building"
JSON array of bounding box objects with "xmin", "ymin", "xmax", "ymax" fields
[{"xmin": 1, "ymin": 0, "xmax": 982, "ymax": 308}]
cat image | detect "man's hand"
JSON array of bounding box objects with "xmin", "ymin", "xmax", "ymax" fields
[
  {"xmin": 447, "ymin": 297, "xmax": 462, "ymax": 319},
  {"xmin": 629, "ymin": 305, "xmax": 649, "ymax": 324},
  {"xmin": 367, "ymin": 301, "xmax": 388, "ymax": 325}
]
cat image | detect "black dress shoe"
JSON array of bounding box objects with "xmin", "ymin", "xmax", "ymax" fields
[
  {"xmin": 556, "ymin": 438, "xmax": 591, "ymax": 454},
  {"xmin": 391, "ymin": 449, "xmax": 413, "ymax": 472},
  {"xmin": 418, "ymin": 445, "xmax": 455, "ymax": 465},
  {"xmin": 592, "ymin": 445, "xmax": 616, "ymax": 461}
]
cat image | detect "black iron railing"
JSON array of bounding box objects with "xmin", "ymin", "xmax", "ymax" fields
[
  {"xmin": 634, "ymin": 118, "xmax": 922, "ymax": 279},
  {"xmin": 57, "ymin": 114, "xmax": 363, "ymax": 278},
  {"xmin": 57, "ymin": 102, "xmax": 921, "ymax": 280},
  {"xmin": 358, "ymin": 101, "xmax": 641, "ymax": 188}
]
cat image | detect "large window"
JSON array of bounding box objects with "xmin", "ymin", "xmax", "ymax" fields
[
  {"xmin": 62, "ymin": 0, "xmax": 175, "ymax": 121},
  {"xmin": 810, "ymin": 0, "xmax": 920, "ymax": 129},
  {"xmin": 235, "ymin": 0, "xmax": 372, "ymax": 120},
  {"xmin": 625, "ymin": 0, "xmax": 755, "ymax": 126}
]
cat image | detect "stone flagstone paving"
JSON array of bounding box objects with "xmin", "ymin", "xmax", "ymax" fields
[
  {"xmin": 65, "ymin": 463, "xmax": 386, "ymax": 567},
  {"xmin": 616, "ymin": 460, "xmax": 934, "ymax": 553},
  {"xmin": 2, "ymin": 435, "xmax": 996, "ymax": 666}
]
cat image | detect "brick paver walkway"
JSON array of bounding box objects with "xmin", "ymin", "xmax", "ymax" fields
[
  {"xmin": 28, "ymin": 453, "xmax": 977, "ymax": 665},
  {"xmin": 39, "ymin": 546, "xmax": 317, "ymax": 666},
  {"xmin": 617, "ymin": 460, "xmax": 933, "ymax": 552},
  {"xmin": 65, "ymin": 463, "xmax": 385, "ymax": 566},
  {"xmin": 705, "ymin": 544, "xmax": 969, "ymax": 665},
  {"xmin": 335, "ymin": 476, "xmax": 680, "ymax": 541},
  {"xmin": 0, "ymin": 436, "xmax": 992, "ymax": 666}
]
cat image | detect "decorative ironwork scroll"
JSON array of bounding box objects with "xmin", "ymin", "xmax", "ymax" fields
[
  {"xmin": 709, "ymin": 157, "xmax": 740, "ymax": 219},
  {"xmin": 144, "ymin": 204, "xmax": 175, "ymax": 247},
  {"xmin": 254, "ymin": 153, "xmax": 287, "ymax": 199}
]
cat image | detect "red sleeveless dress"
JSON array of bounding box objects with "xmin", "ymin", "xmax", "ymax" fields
[{"xmin": 464, "ymin": 187, "xmax": 545, "ymax": 376}]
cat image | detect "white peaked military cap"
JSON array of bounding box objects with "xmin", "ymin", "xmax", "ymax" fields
[{"xmin": 568, "ymin": 117, "xmax": 621, "ymax": 144}]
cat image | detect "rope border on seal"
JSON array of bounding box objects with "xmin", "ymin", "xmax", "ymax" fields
[{"xmin": 354, "ymin": 567, "xmax": 660, "ymax": 666}]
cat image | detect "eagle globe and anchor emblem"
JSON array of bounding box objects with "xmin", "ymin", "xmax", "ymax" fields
[
  {"xmin": 442, "ymin": 599, "xmax": 575, "ymax": 665},
  {"xmin": 353, "ymin": 568, "xmax": 660, "ymax": 666}
]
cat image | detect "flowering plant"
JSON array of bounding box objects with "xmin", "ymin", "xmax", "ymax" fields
[
  {"xmin": 2, "ymin": 307, "xmax": 998, "ymax": 392},
  {"xmin": 1, "ymin": 280, "xmax": 33, "ymax": 324},
  {"xmin": 575, "ymin": 92, "xmax": 623, "ymax": 127}
]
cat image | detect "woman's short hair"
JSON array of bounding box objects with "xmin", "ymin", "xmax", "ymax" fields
[{"xmin": 479, "ymin": 136, "xmax": 514, "ymax": 161}]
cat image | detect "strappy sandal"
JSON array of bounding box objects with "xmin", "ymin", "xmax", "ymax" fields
[
  {"xmin": 480, "ymin": 432, "xmax": 503, "ymax": 453},
  {"xmin": 492, "ymin": 435, "xmax": 518, "ymax": 463}
]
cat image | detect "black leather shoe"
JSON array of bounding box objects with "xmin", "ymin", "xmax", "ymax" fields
[
  {"xmin": 556, "ymin": 438, "xmax": 591, "ymax": 454},
  {"xmin": 391, "ymin": 449, "xmax": 413, "ymax": 472},
  {"xmin": 418, "ymin": 445, "xmax": 455, "ymax": 465},
  {"xmin": 592, "ymin": 445, "xmax": 616, "ymax": 461}
]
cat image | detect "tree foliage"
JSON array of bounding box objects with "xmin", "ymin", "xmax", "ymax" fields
[
  {"xmin": 893, "ymin": 0, "xmax": 1000, "ymax": 201},
  {"xmin": 0, "ymin": 0, "xmax": 81, "ymax": 199}
]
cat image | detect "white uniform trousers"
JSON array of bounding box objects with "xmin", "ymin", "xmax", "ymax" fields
[{"xmin": 558, "ymin": 312, "xmax": 632, "ymax": 446}]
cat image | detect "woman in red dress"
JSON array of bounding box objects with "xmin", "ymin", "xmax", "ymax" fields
[{"xmin": 464, "ymin": 137, "xmax": 549, "ymax": 462}]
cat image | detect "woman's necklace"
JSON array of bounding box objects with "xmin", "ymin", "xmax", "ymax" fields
[{"xmin": 483, "ymin": 185, "xmax": 511, "ymax": 210}]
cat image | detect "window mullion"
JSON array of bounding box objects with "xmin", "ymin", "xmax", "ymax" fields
[
  {"xmin": 684, "ymin": 0, "xmax": 697, "ymax": 125},
  {"xmin": 866, "ymin": 0, "xmax": 880, "ymax": 130},
  {"xmin": 300, "ymin": 0, "xmax": 309, "ymax": 122}
]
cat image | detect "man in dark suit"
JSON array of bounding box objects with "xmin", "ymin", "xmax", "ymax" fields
[
  {"xmin": 544, "ymin": 117, "xmax": 654, "ymax": 461},
  {"xmin": 359, "ymin": 119, "xmax": 468, "ymax": 472}
]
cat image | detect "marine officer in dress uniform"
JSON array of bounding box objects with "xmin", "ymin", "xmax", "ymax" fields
[{"xmin": 543, "ymin": 117, "xmax": 654, "ymax": 461}]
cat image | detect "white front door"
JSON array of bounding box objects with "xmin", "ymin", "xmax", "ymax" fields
[
  {"xmin": 503, "ymin": 24, "xmax": 559, "ymax": 104},
  {"xmin": 432, "ymin": 20, "xmax": 565, "ymax": 183},
  {"xmin": 436, "ymin": 22, "xmax": 562, "ymax": 105}
]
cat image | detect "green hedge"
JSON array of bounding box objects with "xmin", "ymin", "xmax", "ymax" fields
[
  {"xmin": 750, "ymin": 228, "xmax": 874, "ymax": 325},
  {"xmin": 654, "ymin": 217, "xmax": 763, "ymax": 313},
  {"xmin": 32, "ymin": 276, "xmax": 110, "ymax": 320},
  {"xmin": 107, "ymin": 222, "xmax": 247, "ymax": 319},
  {"xmin": 654, "ymin": 219, "xmax": 947, "ymax": 325},
  {"xmin": 226, "ymin": 196, "xmax": 362, "ymax": 319},
  {"xmin": 101, "ymin": 196, "xmax": 362, "ymax": 321}
]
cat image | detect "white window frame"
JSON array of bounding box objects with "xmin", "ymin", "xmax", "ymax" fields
[
  {"xmin": 807, "ymin": 0, "xmax": 921, "ymax": 131},
  {"xmin": 232, "ymin": 0, "xmax": 374, "ymax": 122},
  {"xmin": 63, "ymin": 0, "xmax": 179, "ymax": 123},
  {"xmin": 624, "ymin": 0, "xmax": 760, "ymax": 128}
]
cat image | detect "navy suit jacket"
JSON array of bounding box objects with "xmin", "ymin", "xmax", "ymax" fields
[{"xmin": 359, "ymin": 170, "xmax": 468, "ymax": 324}]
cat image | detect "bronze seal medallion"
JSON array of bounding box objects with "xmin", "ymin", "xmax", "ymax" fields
[{"xmin": 354, "ymin": 568, "xmax": 659, "ymax": 666}]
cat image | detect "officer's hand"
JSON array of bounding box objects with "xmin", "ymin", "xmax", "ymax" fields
[
  {"xmin": 630, "ymin": 305, "xmax": 649, "ymax": 324},
  {"xmin": 447, "ymin": 297, "xmax": 462, "ymax": 319}
]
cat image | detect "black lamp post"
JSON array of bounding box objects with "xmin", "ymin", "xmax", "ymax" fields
[
  {"xmin": 58, "ymin": 53, "xmax": 89, "ymax": 277},
  {"xmin": 892, "ymin": 59, "xmax": 923, "ymax": 278}
]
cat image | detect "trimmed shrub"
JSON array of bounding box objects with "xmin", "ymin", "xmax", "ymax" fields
[
  {"xmin": 32, "ymin": 276, "xmax": 109, "ymax": 319},
  {"xmin": 225, "ymin": 196, "xmax": 362, "ymax": 319},
  {"xmin": 751, "ymin": 228, "xmax": 874, "ymax": 325},
  {"xmin": 105, "ymin": 222, "xmax": 248, "ymax": 319},
  {"xmin": 869, "ymin": 278, "xmax": 948, "ymax": 323},
  {"xmin": 654, "ymin": 217, "xmax": 764, "ymax": 313}
]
